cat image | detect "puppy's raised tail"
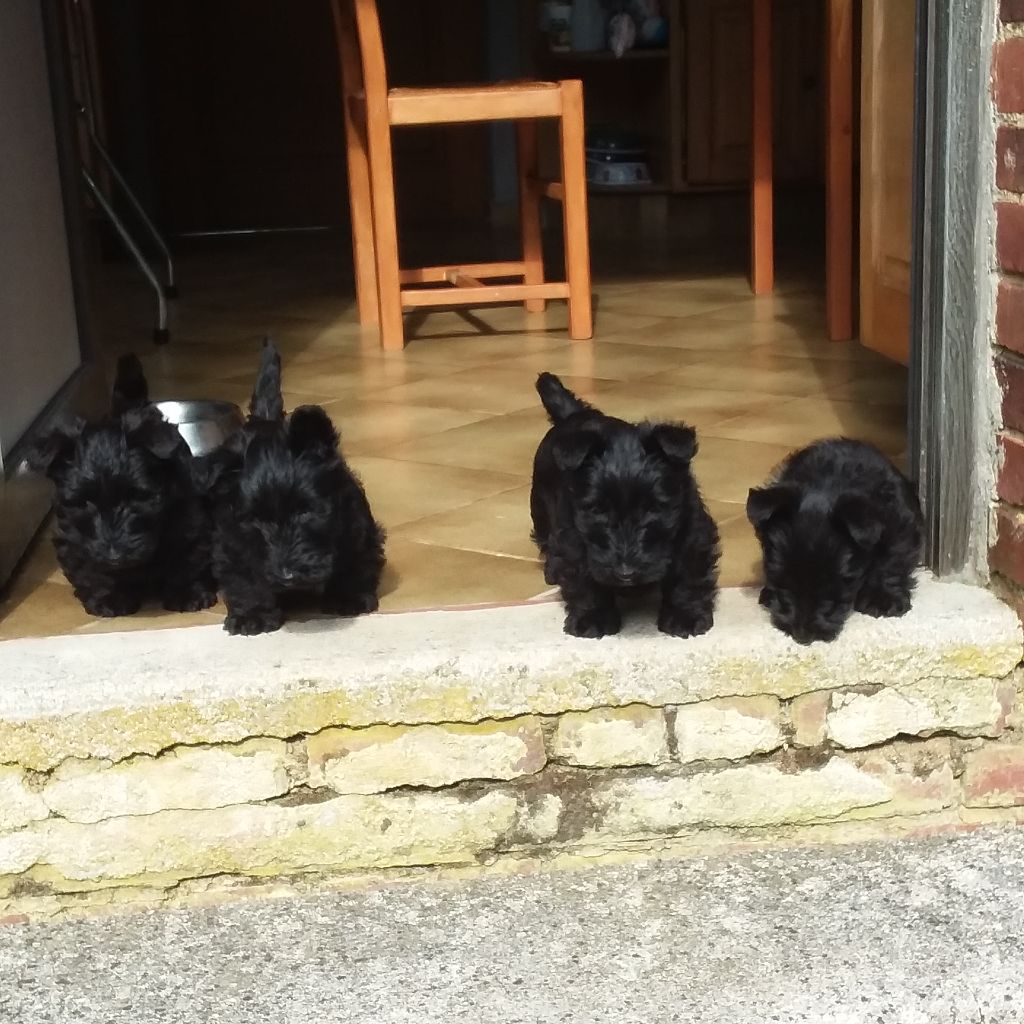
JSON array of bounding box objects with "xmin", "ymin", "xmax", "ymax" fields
[
  {"xmin": 249, "ymin": 338, "xmax": 284, "ymax": 422},
  {"xmin": 536, "ymin": 372, "xmax": 590, "ymax": 424},
  {"xmin": 111, "ymin": 354, "xmax": 149, "ymax": 416}
]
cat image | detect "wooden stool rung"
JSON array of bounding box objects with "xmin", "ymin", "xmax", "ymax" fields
[
  {"xmin": 401, "ymin": 282, "xmax": 570, "ymax": 309},
  {"xmin": 398, "ymin": 261, "xmax": 527, "ymax": 286},
  {"xmin": 444, "ymin": 270, "xmax": 484, "ymax": 288}
]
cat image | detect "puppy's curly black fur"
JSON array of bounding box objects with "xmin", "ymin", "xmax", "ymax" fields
[
  {"xmin": 195, "ymin": 340, "xmax": 385, "ymax": 636},
  {"xmin": 29, "ymin": 355, "xmax": 215, "ymax": 617},
  {"xmin": 747, "ymin": 438, "xmax": 923, "ymax": 644},
  {"xmin": 530, "ymin": 373, "xmax": 720, "ymax": 638}
]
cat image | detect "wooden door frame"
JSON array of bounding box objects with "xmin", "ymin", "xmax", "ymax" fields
[{"xmin": 909, "ymin": 0, "xmax": 996, "ymax": 578}]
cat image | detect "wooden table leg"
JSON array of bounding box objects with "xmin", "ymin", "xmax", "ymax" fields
[
  {"xmin": 751, "ymin": 0, "xmax": 774, "ymax": 295},
  {"xmin": 826, "ymin": 0, "xmax": 855, "ymax": 341}
]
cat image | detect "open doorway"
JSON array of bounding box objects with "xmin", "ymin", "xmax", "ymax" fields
[{"xmin": 0, "ymin": 0, "xmax": 920, "ymax": 640}]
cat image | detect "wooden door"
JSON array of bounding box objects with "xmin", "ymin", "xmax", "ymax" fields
[
  {"xmin": 686, "ymin": 0, "xmax": 751, "ymax": 183},
  {"xmin": 860, "ymin": 0, "xmax": 915, "ymax": 365},
  {"xmin": 686, "ymin": 0, "xmax": 824, "ymax": 186}
]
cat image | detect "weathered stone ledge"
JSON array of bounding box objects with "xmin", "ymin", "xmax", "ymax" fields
[
  {"xmin": 0, "ymin": 578, "xmax": 1020, "ymax": 921},
  {"xmin": 0, "ymin": 578, "xmax": 1018, "ymax": 771}
]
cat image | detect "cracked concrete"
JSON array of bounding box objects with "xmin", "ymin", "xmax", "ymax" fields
[{"xmin": 2, "ymin": 828, "xmax": 1023, "ymax": 1023}]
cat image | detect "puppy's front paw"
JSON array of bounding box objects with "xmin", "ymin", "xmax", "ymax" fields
[
  {"xmin": 321, "ymin": 591, "xmax": 379, "ymax": 617},
  {"xmin": 163, "ymin": 585, "xmax": 218, "ymax": 613},
  {"xmin": 224, "ymin": 608, "xmax": 284, "ymax": 636},
  {"xmin": 658, "ymin": 605, "xmax": 713, "ymax": 638},
  {"xmin": 856, "ymin": 588, "xmax": 912, "ymax": 618},
  {"xmin": 565, "ymin": 605, "xmax": 621, "ymax": 639},
  {"xmin": 81, "ymin": 593, "xmax": 142, "ymax": 618}
]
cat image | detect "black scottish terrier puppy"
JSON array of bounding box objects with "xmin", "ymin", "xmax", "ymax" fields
[
  {"xmin": 530, "ymin": 373, "xmax": 719, "ymax": 639},
  {"xmin": 30, "ymin": 355, "xmax": 216, "ymax": 617},
  {"xmin": 746, "ymin": 438, "xmax": 923, "ymax": 645},
  {"xmin": 195, "ymin": 340, "xmax": 385, "ymax": 636}
]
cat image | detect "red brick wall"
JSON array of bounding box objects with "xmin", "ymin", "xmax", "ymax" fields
[{"xmin": 991, "ymin": 12, "xmax": 1024, "ymax": 593}]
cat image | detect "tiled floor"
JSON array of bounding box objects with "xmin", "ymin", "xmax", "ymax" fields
[{"xmin": 0, "ymin": 233, "xmax": 908, "ymax": 640}]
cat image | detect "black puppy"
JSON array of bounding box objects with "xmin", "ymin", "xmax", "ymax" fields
[
  {"xmin": 196, "ymin": 340, "xmax": 385, "ymax": 636},
  {"xmin": 530, "ymin": 372, "xmax": 719, "ymax": 639},
  {"xmin": 746, "ymin": 438, "xmax": 923, "ymax": 645},
  {"xmin": 29, "ymin": 355, "xmax": 216, "ymax": 617}
]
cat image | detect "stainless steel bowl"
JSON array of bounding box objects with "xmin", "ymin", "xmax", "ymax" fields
[{"xmin": 155, "ymin": 400, "xmax": 245, "ymax": 457}]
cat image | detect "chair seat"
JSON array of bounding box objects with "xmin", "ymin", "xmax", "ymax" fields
[{"xmin": 387, "ymin": 80, "xmax": 564, "ymax": 126}]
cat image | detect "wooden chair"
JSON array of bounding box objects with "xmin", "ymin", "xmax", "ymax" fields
[{"xmin": 330, "ymin": 0, "xmax": 593, "ymax": 351}]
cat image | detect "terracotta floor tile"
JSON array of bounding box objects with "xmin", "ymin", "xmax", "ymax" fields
[
  {"xmin": 0, "ymin": 240, "xmax": 910, "ymax": 640},
  {"xmin": 691, "ymin": 436, "xmax": 796, "ymax": 504},
  {"xmin": 489, "ymin": 340, "xmax": 701, "ymax": 382},
  {"xmin": 690, "ymin": 292, "xmax": 827, "ymax": 325},
  {"xmin": 403, "ymin": 303, "xmax": 570, "ymax": 340},
  {"xmin": 222, "ymin": 353, "xmax": 444, "ymax": 398},
  {"xmin": 597, "ymin": 287, "xmax": 763, "ymax": 321},
  {"xmin": 135, "ymin": 345, "xmax": 273, "ymax": 384},
  {"xmin": 707, "ymin": 396, "xmax": 908, "ymax": 456},
  {"xmin": 347, "ymin": 455, "xmax": 526, "ymax": 528},
  {"xmin": 321, "ymin": 398, "xmax": 494, "ymax": 457},
  {"xmin": 395, "ymin": 330, "xmax": 573, "ymax": 369},
  {"xmin": 751, "ymin": 335, "xmax": 889, "ymax": 364},
  {"xmin": 383, "ymin": 409, "xmax": 547, "ymax": 474},
  {"xmin": 146, "ymin": 377, "xmax": 332, "ymax": 412},
  {"xmin": 589, "ymin": 381, "xmax": 780, "ymax": 432},
  {"xmin": 392, "ymin": 486, "xmax": 538, "ymax": 561},
  {"xmin": 379, "ymin": 539, "xmax": 546, "ymax": 612},
  {"xmin": 706, "ymin": 498, "xmax": 748, "ymax": 524},
  {"xmin": 596, "ymin": 313, "xmax": 820, "ymax": 352},
  {"xmin": 7, "ymin": 531, "xmax": 64, "ymax": 587},
  {"xmin": 648, "ymin": 354, "xmax": 871, "ymax": 399},
  {"xmin": 371, "ymin": 367, "xmax": 605, "ymax": 416},
  {"xmin": 76, "ymin": 606, "xmax": 227, "ymax": 635},
  {"xmin": 0, "ymin": 582, "xmax": 90, "ymax": 639},
  {"xmin": 718, "ymin": 513, "xmax": 764, "ymax": 589},
  {"xmin": 825, "ymin": 365, "xmax": 911, "ymax": 405}
]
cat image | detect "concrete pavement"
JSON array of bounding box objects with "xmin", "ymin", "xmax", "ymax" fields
[{"xmin": 2, "ymin": 828, "xmax": 1023, "ymax": 1024}]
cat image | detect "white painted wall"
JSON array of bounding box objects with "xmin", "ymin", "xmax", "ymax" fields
[{"xmin": 0, "ymin": 0, "xmax": 81, "ymax": 465}]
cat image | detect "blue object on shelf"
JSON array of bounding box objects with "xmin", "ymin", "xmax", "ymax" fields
[{"xmin": 570, "ymin": 0, "xmax": 607, "ymax": 52}]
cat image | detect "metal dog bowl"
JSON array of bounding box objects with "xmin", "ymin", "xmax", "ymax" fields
[{"xmin": 155, "ymin": 400, "xmax": 244, "ymax": 457}]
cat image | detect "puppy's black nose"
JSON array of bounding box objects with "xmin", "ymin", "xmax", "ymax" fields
[{"xmin": 614, "ymin": 569, "xmax": 638, "ymax": 584}]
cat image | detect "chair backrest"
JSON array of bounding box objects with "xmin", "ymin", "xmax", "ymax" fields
[{"xmin": 346, "ymin": 0, "xmax": 389, "ymax": 109}]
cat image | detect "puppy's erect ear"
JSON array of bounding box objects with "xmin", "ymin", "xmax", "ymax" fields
[
  {"xmin": 832, "ymin": 493, "xmax": 885, "ymax": 550},
  {"xmin": 553, "ymin": 429, "xmax": 604, "ymax": 473},
  {"xmin": 746, "ymin": 484, "xmax": 800, "ymax": 530},
  {"xmin": 249, "ymin": 338, "xmax": 284, "ymax": 423},
  {"xmin": 110, "ymin": 354, "xmax": 149, "ymax": 416},
  {"xmin": 27, "ymin": 418, "xmax": 84, "ymax": 481},
  {"xmin": 123, "ymin": 406, "xmax": 186, "ymax": 461},
  {"xmin": 288, "ymin": 405, "xmax": 339, "ymax": 456},
  {"xmin": 643, "ymin": 423, "xmax": 697, "ymax": 465}
]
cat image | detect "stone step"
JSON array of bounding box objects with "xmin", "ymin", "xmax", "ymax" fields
[{"xmin": 0, "ymin": 577, "xmax": 1021, "ymax": 921}]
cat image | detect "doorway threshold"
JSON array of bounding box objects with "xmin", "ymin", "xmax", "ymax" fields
[{"xmin": 0, "ymin": 577, "xmax": 1020, "ymax": 922}]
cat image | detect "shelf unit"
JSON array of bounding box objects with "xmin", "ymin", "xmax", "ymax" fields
[
  {"xmin": 527, "ymin": 0, "xmax": 826, "ymax": 198},
  {"xmin": 530, "ymin": 0, "xmax": 686, "ymax": 195}
]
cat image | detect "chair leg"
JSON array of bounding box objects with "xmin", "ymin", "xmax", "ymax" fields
[
  {"xmin": 332, "ymin": 0, "xmax": 378, "ymax": 325},
  {"xmin": 364, "ymin": 113, "xmax": 405, "ymax": 351},
  {"xmin": 750, "ymin": 0, "xmax": 774, "ymax": 295},
  {"xmin": 345, "ymin": 115, "xmax": 380, "ymax": 326},
  {"xmin": 516, "ymin": 120, "xmax": 546, "ymax": 313},
  {"xmin": 558, "ymin": 81, "xmax": 593, "ymax": 341}
]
